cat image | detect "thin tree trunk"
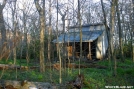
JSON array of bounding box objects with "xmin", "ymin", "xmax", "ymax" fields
[
  {"xmin": 129, "ymin": 11, "xmax": 133, "ymax": 59},
  {"xmin": 57, "ymin": 3, "xmax": 67, "ymax": 71},
  {"xmin": 48, "ymin": 0, "xmax": 52, "ymax": 82},
  {"xmin": 0, "ymin": 0, "xmax": 7, "ymax": 44},
  {"xmin": 110, "ymin": 0, "xmax": 116, "ymax": 76},
  {"xmin": 24, "ymin": 13, "xmax": 29, "ymax": 67},
  {"xmin": 78, "ymin": 0, "xmax": 82, "ymax": 75},
  {"xmin": 11, "ymin": 1, "xmax": 17, "ymax": 64},
  {"xmin": 72, "ymin": 0, "xmax": 75, "ymax": 63},
  {"xmin": 132, "ymin": 0, "xmax": 134, "ymax": 62},
  {"xmin": 13, "ymin": 21, "xmax": 17, "ymax": 64},
  {"xmin": 115, "ymin": 0, "xmax": 124, "ymax": 62},
  {"xmin": 0, "ymin": 0, "xmax": 7, "ymax": 57},
  {"xmin": 56, "ymin": 0, "xmax": 62, "ymax": 84},
  {"xmin": 10, "ymin": 1, "xmax": 18, "ymax": 79}
]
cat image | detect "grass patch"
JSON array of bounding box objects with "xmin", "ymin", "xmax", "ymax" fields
[{"xmin": 0, "ymin": 58, "xmax": 134, "ymax": 89}]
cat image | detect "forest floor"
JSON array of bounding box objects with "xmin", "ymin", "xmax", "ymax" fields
[{"xmin": 0, "ymin": 58, "xmax": 134, "ymax": 89}]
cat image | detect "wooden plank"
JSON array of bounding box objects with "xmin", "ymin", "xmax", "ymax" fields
[
  {"xmin": 67, "ymin": 46, "xmax": 73, "ymax": 57},
  {"xmin": 87, "ymin": 42, "xmax": 92, "ymax": 60}
]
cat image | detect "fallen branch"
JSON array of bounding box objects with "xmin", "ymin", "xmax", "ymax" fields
[{"xmin": 0, "ymin": 64, "xmax": 39, "ymax": 70}]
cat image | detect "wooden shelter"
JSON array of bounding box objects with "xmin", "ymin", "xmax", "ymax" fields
[{"xmin": 53, "ymin": 23, "xmax": 108, "ymax": 60}]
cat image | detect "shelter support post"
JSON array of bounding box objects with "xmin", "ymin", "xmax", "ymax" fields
[{"xmin": 87, "ymin": 42, "xmax": 92, "ymax": 60}]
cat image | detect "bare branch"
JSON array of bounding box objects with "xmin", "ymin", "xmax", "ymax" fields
[{"xmin": 34, "ymin": 0, "xmax": 42, "ymax": 13}]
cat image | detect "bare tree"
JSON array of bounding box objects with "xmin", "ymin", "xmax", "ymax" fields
[
  {"xmin": 56, "ymin": 0, "xmax": 62, "ymax": 84},
  {"xmin": 101, "ymin": 0, "xmax": 113, "ymax": 71},
  {"xmin": 34, "ymin": 0, "xmax": 45, "ymax": 73},
  {"xmin": 9, "ymin": 0, "xmax": 17, "ymax": 64},
  {"xmin": 115, "ymin": 0, "xmax": 124, "ymax": 62},
  {"xmin": 110, "ymin": 0, "xmax": 116, "ymax": 76},
  {"xmin": 48, "ymin": 0, "xmax": 52, "ymax": 82},
  {"xmin": 22, "ymin": 5, "xmax": 29, "ymax": 67},
  {"xmin": 78, "ymin": 0, "xmax": 82, "ymax": 75},
  {"xmin": 0, "ymin": 0, "xmax": 7, "ymax": 51}
]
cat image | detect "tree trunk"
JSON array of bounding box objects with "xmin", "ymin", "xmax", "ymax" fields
[
  {"xmin": 72, "ymin": 0, "xmax": 75, "ymax": 62},
  {"xmin": 48, "ymin": 0, "xmax": 52, "ymax": 81},
  {"xmin": 57, "ymin": 2, "xmax": 67, "ymax": 70},
  {"xmin": 21, "ymin": 3, "xmax": 30, "ymax": 67},
  {"xmin": 11, "ymin": 1, "xmax": 17, "ymax": 64},
  {"xmin": 34, "ymin": 0, "xmax": 45, "ymax": 73},
  {"xmin": 78, "ymin": 0, "xmax": 82, "ymax": 75},
  {"xmin": 132, "ymin": 0, "xmax": 134, "ymax": 62},
  {"xmin": 13, "ymin": 21, "xmax": 17, "ymax": 64},
  {"xmin": 56, "ymin": 0, "xmax": 62, "ymax": 84},
  {"xmin": 115, "ymin": 0, "xmax": 124, "ymax": 62},
  {"xmin": 110, "ymin": 0, "xmax": 116, "ymax": 76},
  {"xmin": 58, "ymin": 11, "xmax": 66, "ymax": 71},
  {"xmin": 0, "ymin": 0, "xmax": 7, "ymax": 53},
  {"xmin": 101, "ymin": 0, "xmax": 113, "ymax": 71}
]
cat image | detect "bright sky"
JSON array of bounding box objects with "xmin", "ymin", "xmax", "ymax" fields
[
  {"xmin": 1, "ymin": 0, "xmax": 109, "ymax": 27},
  {"xmin": 93, "ymin": 0, "xmax": 100, "ymax": 3}
]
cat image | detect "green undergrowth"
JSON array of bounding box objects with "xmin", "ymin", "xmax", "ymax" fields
[
  {"xmin": 0, "ymin": 59, "xmax": 38, "ymax": 66},
  {"xmin": 0, "ymin": 58, "xmax": 134, "ymax": 89}
]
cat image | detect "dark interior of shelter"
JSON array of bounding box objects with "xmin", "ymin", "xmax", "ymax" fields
[{"xmin": 67, "ymin": 39, "xmax": 97, "ymax": 60}]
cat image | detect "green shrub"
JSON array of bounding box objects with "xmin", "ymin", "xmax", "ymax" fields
[
  {"xmin": 123, "ymin": 41, "xmax": 132, "ymax": 57},
  {"xmin": 117, "ymin": 68, "xmax": 125, "ymax": 75}
]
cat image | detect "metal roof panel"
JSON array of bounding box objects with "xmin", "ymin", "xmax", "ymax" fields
[{"xmin": 52, "ymin": 30, "xmax": 103, "ymax": 43}]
